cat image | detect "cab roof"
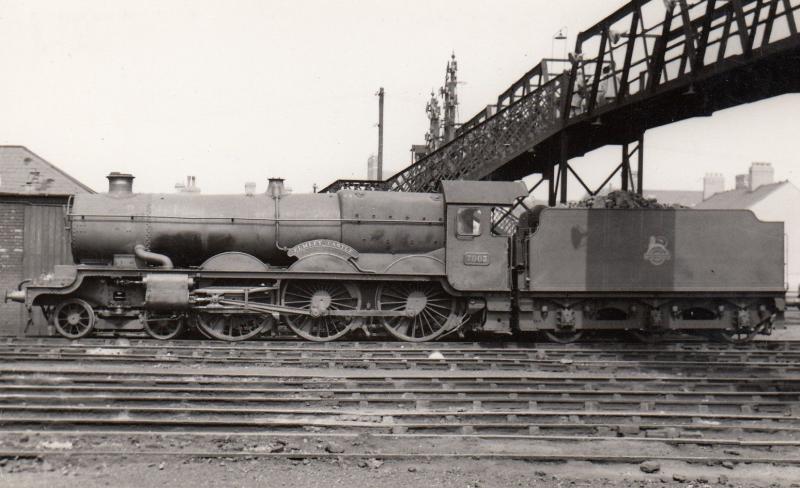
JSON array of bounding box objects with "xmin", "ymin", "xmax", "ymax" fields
[{"xmin": 441, "ymin": 180, "xmax": 528, "ymax": 205}]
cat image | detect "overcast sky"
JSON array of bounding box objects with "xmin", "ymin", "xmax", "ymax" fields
[{"xmin": 0, "ymin": 0, "xmax": 797, "ymax": 198}]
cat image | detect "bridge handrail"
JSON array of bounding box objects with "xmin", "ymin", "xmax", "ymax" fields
[
  {"xmin": 384, "ymin": 70, "xmax": 569, "ymax": 192},
  {"xmin": 323, "ymin": 0, "xmax": 800, "ymax": 194}
]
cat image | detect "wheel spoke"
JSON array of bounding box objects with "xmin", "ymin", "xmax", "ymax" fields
[
  {"xmin": 54, "ymin": 299, "xmax": 96, "ymax": 339},
  {"xmin": 377, "ymin": 283, "xmax": 456, "ymax": 342},
  {"xmin": 144, "ymin": 312, "xmax": 184, "ymax": 340},
  {"xmin": 195, "ymin": 312, "xmax": 270, "ymax": 342},
  {"xmin": 282, "ymin": 280, "xmax": 359, "ymax": 342}
]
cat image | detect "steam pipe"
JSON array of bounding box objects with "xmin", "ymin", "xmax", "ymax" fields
[
  {"xmin": 270, "ymin": 178, "xmax": 289, "ymax": 251},
  {"xmin": 134, "ymin": 244, "xmax": 174, "ymax": 269}
]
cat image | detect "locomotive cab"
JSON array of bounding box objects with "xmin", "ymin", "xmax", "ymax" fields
[{"xmin": 441, "ymin": 181, "xmax": 528, "ymax": 293}]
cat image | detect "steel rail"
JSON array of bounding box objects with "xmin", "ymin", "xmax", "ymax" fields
[
  {"xmin": 1, "ymin": 393, "xmax": 793, "ymax": 417},
  {"xmin": 3, "ymin": 346, "xmax": 799, "ymax": 362},
  {"xmin": 6, "ymin": 336, "xmax": 800, "ymax": 350},
  {"xmin": 1, "ymin": 418, "xmax": 799, "ymax": 440},
  {"xmin": 5, "ymin": 366, "xmax": 800, "ymax": 384},
  {"xmin": 2, "ymin": 417, "xmax": 797, "ymax": 436},
  {"xmin": 5, "ymin": 340, "xmax": 800, "ymax": 353},
  {"xmin": 1, "ymin": 385, "xmax": 796, "ymax": 398},
  {"xmin": 2, "ymin": 429, "xmax": 798, "ymax": 446},
  {"xmin": 4, "ymin": 343, "xmax": 800, "ymax": 358},
  {"xmin": 2, "ymin": 403, "xmax": 798, "ymax": 421},
  {"xmin": 2, "ymin": 450, "xmax": 800, "ymax": 465},
  {"xmin": 2, "ymin": 351, "xmax": 799, "ymax": 372}
]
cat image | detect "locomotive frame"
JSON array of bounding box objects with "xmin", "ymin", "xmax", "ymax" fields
[{"xmin": 6, "ymin": 175, "xmax": 786, "ymax": 343}]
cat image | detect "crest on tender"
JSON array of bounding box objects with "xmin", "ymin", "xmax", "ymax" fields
[{"xmin": 643, "ymin": 236, "xmax": 671, "ymax": 266}]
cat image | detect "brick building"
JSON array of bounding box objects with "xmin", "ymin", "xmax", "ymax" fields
[{"xmin": 0, "ymin": 146, "xmax": 93, "ymax": 336}]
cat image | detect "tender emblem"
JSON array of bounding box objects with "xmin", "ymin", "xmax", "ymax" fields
[{"xmin": 643, "ymin": 236, "xmax": 671, "ymax": 266}]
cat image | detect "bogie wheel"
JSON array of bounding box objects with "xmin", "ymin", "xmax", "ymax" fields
[
  {"xmin": 53, "ymin": 298, "xmax": 96, "ymax": 339},
  {"xmin": 142, "ymin": 311, "xmax": 186, "ymax": 340},
  {"xmin": 281, "ymin": 280, "xmax": 361, "ymax": 342},
  {"xmin": 377, "ymin": 282, "xmax": 458, "ymax": 342},
  {"xmin": 543, "ymin": 330, "xmax": 583, "ymax": 344},
  {"xmin": 195, "ymin": 312, "xmax": 273, "ymax": 342}
]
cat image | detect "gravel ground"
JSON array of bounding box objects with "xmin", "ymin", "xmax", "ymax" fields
[{"xmin": 3, "ymin": 456, "xmax": 800, "ymax": 488}]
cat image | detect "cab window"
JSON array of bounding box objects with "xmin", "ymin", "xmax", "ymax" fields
[{"xmin": 456, "ymin": 207, "xmax": 482, "ymax": 237}]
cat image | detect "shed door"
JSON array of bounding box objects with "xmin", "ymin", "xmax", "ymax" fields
[
  {"xmin": 445, "ymin": 205, "xmax": 510, "ymax": 291},
  {"xmin": 22, "ymin": 204, "xmax": 73, "ymax": 335}
]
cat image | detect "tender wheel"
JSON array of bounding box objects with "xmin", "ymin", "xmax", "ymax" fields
[
  {"xmin": 629, "ymin": 329, "xmax": 669, "ymax": 344},
  {"xmin": 53, "ymin": 299, "xmax": 96, "ymax": 339},
  {"xmin": 195, "ymin": 312, "xmax": 272, "ymax": 342},
  {"xmin": 142, "ymin": 311, "xmax": 186, "ymax": 340},
  {"xmin": 717, "ymin": 328, "xmax": 757, "ymax": 344},
  {"xmin": 377, "ymin": 282, "xmax": 458, "ymax": 342},
  {"xmin": 543, "ymin": 330, "xmax": 583, "ymax": 344},
  {"xmin": 281, "ymin": 280, "xmax": 360, "ymax": 342}
]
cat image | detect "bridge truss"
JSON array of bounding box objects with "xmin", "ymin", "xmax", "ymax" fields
[{"xmin": 321, "ymin": 0, "xmax": 800, "ymax": 205}]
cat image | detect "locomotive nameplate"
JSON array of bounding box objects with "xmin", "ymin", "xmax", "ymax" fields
[
  {"xmin": 288, "ymin": 239, "xmax": 360, "ymax": 260},
  {"xmin": 463, "ymin": 252, "xmax": 490, "ymax": 266}
]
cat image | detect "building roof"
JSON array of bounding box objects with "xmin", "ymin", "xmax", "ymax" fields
[
  {"xmin": 642, "ymin": 190, "xmax": 704, "ymax": 207},
  {"xmin": 695, "ymin": 181, "xmax": 790, "ymax": 210},
  {"xmin": 0, "ymin": 146, "xmax": 94, "ymax": 196}
]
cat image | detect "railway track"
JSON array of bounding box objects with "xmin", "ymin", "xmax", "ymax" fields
[
  {"xmin": 2, "ymin": 324, "xmax": 799, "ymax": 471},
  {"xmin": 2, "ymin": 338, "xmax": 800, "ymax": 373},
  {"xmin": 2, "ymin": 361, "xmax": 800, "ymax": 463}
]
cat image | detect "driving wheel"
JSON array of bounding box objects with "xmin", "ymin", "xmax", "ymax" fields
[
  {"xmin": 376, "ymin": 282, "xmax": 458, "ymax": 342},
  {"xmin": 281, "ymin": 280, "xmax": 361, "ymax": 342},
  {"xmin": 195, "ymin": 312, "xmax": 272, "ymax": 342}
]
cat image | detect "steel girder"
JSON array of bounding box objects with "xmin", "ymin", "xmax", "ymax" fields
[{"xmin": 323, "ymin": 0, "xmax": 800, "ymax": 195}]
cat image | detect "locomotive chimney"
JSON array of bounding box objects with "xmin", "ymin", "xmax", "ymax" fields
[
  {"xmin": 107, "ymin": 172, "xmax": 134, "ymax": 195},
  {"xmin": 267, "ymin": 178, "xmax": 285, "ymax": 198}
]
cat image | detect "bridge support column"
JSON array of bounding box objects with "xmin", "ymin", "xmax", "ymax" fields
[
  {"xmin": 559, "ymin": 133, "xmax": 569, "ymax": 205},
  {"xmin": 621, "ymin": 145, "xmax": 631, "ymax": 192},
  {"xmin": 622, "ymin": 133, "xmax": 645, "ymax": 195},
  {"xmin": 636, "ymin": 133, "xmax": 644, "ymax": 196},
  {"xmin": 547, "ymin": 164, "xmax": 556, "ymax": 207}
]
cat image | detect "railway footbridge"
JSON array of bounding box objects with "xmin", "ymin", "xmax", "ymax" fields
[{"xmin": 322, "ymin": 0, "xmax": 800, "ymax": 208}]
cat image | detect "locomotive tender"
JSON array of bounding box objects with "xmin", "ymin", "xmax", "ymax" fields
[{"xmin": 6, "ymin": 173, "xmax": 786, "ymax": 343}]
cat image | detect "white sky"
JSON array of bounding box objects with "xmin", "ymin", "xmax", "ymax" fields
[{"xmin": 0, "ymin": 0, "xmax": 797, "ymax": 198}]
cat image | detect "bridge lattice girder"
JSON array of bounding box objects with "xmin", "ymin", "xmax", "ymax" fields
[{"xmin": 321, "ymin": 0, "xmax": 800, "ymax": 195}]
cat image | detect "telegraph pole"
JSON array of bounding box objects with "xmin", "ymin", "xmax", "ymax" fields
[{"xmin": 377, "ymin": 87, "xmax": 384, "ymax": 180}]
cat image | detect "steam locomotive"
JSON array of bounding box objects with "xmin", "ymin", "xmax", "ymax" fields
[{"xmin": 6, "ymin": 172, "xmax": 786, "ymax": 343}]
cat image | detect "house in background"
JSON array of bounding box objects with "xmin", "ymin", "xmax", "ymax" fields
[
  {"xmin": 640, "ymin": 172, "xmax": 726, "ymax": 208},
  {"xmin": 696, "ymin": 162, "xmax": 800, "ymax": 298},
  {"xmin": 642, "ymin": 189, "xmax": 704, "ymax": 207},
  {"xmin": 0, "ymin": 146, "xmax": 94, "ymax": 336}
]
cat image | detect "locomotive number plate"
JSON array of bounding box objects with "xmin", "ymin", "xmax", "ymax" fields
[{"xmin": 463, "ymin": 252, "xmax": 490, "ymax": 266}]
